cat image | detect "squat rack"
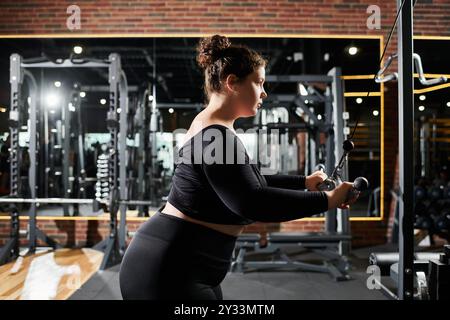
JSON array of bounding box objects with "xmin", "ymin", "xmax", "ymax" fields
[
  {"xmin": 262, "ymin": 67, "xmax": 349, "ymax": 241},
  {"xmin": 2, "ymin": 53, "xmax": 128, "ymax": 269}
]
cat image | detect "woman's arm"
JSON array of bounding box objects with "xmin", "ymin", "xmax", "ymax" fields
[
  {"xmin": 200, "ymin": 125, "xmax": 328, "ymax": 222},
  {"xmin": 263, "ymin": 174, "xmax": 306, "ymax": 190},
  {"xmin": 202, "ymin": 163, "xmax": 328, "ymax": 223}
]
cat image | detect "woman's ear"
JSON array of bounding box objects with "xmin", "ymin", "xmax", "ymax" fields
[{"xmin": 224, "ymin": 74, "xmax": 239, "ymax": 95}]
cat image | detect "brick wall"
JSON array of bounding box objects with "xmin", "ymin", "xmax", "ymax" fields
[
  {"xmin": 0, "ymin": 0, "xmax": 448, "ymax": 36},
  {"xmin": 0, "ymin": 216, "xmax": 386, "ymax": 248},
  {"xmin": 0, "ymin": 0, "xmax": 449, "ymax": 248},
  {"xmin": 0, "ymin": 218, "xmax": 138, "ymax": 247}
]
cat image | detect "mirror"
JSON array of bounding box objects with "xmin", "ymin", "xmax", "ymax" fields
[
  {"xmin": 410, "ymin": 37, "xmax": 450, "ymax": 238},
  {"xmin": 0, "ymin": 35, "xmax": 383, "ymax": 219}
]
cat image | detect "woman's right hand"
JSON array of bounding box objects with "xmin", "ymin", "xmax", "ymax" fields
[{"xmin": 324, "ymin": 182, "xmax": 360, "ymax": 210}]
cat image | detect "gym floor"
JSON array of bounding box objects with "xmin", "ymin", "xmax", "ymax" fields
[{"xmin": 68, "ymin": 245, "xmax": 391, "ymax": 300}]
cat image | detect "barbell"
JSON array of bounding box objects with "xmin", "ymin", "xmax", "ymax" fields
[{"xmin": 0, "ymin": 194, "xmax": 153, "ymax": 214}]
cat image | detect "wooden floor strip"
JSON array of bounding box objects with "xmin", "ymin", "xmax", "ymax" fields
[{"xmin": 0, "ymin": 248, "xmax": 104, "ymax": 300}]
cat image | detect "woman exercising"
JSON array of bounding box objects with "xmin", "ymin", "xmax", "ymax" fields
[{"xmin": 119, "ymin": 35, "xmax": 359, "ymax": 300}]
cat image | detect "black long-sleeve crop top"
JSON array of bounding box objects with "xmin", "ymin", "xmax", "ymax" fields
[{"xmin": 167, "ymin": 124, "xmax": 329, "ymax": 225}]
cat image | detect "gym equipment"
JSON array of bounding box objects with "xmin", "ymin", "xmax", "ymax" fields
[
  {"xmin": 414, "ymin": 214, "xmax": 433, "ymax": 230},
  {"xmin": 259, "ymin": 69, "xmax": 344, "ymax": 176},
  {"xmin": 2, "ymin": 50, "xmax": 163, "ymax": 268},
  {"xmin": 231, "ymin": 138, "xmax": 368, "ymax": 281},
  {"xmin": 434, "ymin": 212, "xmax": 450, "ymax": 233},
  {"xmin": 429, "ymin": 186, "xmax": 443, "ymax": 201},
  {"xmin": 411, "ymin": 180, "xmax": 450, "ymax": 239},
  {"xmin": 124, "ymin": 84, "xmax": 156, "ymax": 216},
  {"xmin": 426, "ymin": 201, "xmax": 441, "ymax": 218},
  {"xmin": 2, "ymin": 53, "xmax": 131, "ymax": 270},
  {"xmin": 417, "ymin": 116, "xmax": 450, "ymax": 178},
  {"xmin": 316, "ymin": 139, "xmax": 369, "ymax": 199},
  {"xmin": 256, "ymin": 69, "xmax": 353, "ymax": 257},
  {"xmin": 371, "ymin": 0, "xmax": 450, "ymax": 299},
  {"xmin": 444, "ymin": 187, "xmax": 450, "ymax": 199},
  {"xmin": 95, "ymin": 152, "xmax": 110, "ymax": 201},
  {"xmin": 0, "ymin": 196, "xmax": 152, "ymax": 207},
  {"xmin": 7, "ymin": 53, "xmax": 59, "ymax": 258},
  {"xmin": 369, "ymin": 245, "xmax": 450, "ymax": 300},
  {"xmin": 369, "ymin": 252, "xmax": 441, "ymax": 276},
  {"xmin": 231, "ymin": 232, "xmax": 353, "ymax": 281},
  {"xmin": 414, "ymin": 201, "xmax": 427, "ymax": 216},
  {"xmin": 375, "ymin": 52, "xmax": 447, "ymax": 86},
  {"xmin": 428, "ymin": 246, "xmax": 450, "ymax": 300},
  {"xmin": 367, "ymin": 187, "xmax": 381, "ymax": 217},
  {"xmin": 0, "ymin": 207, "xmax": 20, "ymax": 265},
  {"xmin": 0, "ymin": 195, "xmax": 152, "ymax": 266},
  {"xmin": 414, "ymin": 186, "xmax": 427, "ymax": 202}
]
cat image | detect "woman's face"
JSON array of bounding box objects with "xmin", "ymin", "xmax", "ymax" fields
[{"xmin": 234, "ymin": 66, "xmax": 267, "ymax": 117}]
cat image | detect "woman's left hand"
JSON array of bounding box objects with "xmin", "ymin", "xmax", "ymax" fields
[{"xmin": 305, "ymin": 170, "xmax": 328, "ymax": 191}]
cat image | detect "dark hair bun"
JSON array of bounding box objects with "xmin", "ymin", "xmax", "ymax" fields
[{"xmin": 197, "ymin": 34, "xmax": 231, "ymax": 69}]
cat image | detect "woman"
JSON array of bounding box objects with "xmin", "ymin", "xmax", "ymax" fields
[{"xmin": 119, "ymin": 35, "xmax": 359, "ymax": 300}]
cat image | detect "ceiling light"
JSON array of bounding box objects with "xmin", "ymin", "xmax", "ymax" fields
[
  {"xmin": 73, "ymin": 46, "xmax": 83, "ymax": 54},
  {"xmin": 293, "ymin": 52, "xmax": 303, "ymax": 62},
  {"xmin": 46, "ymin": 93, "xmax": 60, "ymax": 108},
  {"xmin": 348, "ymin": 46, "xmax": 358, "ymax": 56}
]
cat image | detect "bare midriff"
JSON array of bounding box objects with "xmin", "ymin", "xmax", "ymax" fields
[{"xmin": 161, "ymin": 202, "xmax": 246, "ymax": 237}]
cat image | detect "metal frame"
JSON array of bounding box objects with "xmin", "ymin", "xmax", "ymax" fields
[
  {"xmin": 0, "ymin": 54, "xmax": 22, "ymax": 266},
  {"xmin": 118, "ymin": 68, "xmax": 129, "ymax": 254},
  {"xmin": 230, "ymin": 233, "xmax": 351, "ymax": 281},
  {"xmin": 397, "ymin": 0, "xmax": 415, "ymax": 300},
  {"xmin": 136, "ymin": 86, "xmax": 151, "ymax": 217},
  {"xmin": 92, "ymin": 53, "xmax": 127, "ymax": 269},
  {"xmin": 79, "ymin": 84, "xmax": 156, "ymax": 215},
  {"xmin": 371, "ymin": 0, "xmax": 417, "ymax": 300},
  {"xmin": 263, "ymin": 68, "xmax": 349, "ymax": 238},
  {"xmin": 6, "ymin": 54, "xmax": 62, "ymax": 256},
  {"xmin": 0, "ymin": 209, "xmax": 20, "ymax": 264},
  {"xmin": 62, "ymin": 85, "xmax": 71, "ymax": 216},
  {"xmin": 74, "ymin": 87, "xmax": 87, "ymax": 200},
  {"xmin": 1, "ymin": 53, "xmax": 128, "ymax": 270}
]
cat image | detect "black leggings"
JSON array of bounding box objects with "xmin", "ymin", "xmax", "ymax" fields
[{"xmin": 119, "ymin": 211, "xmax": 237, "ymax": 300}]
